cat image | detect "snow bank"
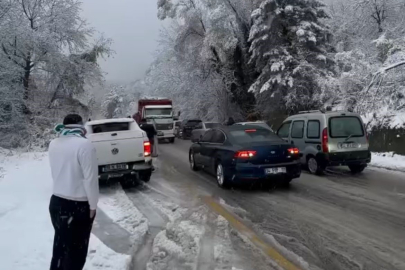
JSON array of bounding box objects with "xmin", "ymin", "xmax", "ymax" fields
[
  {"xmin": 99, "ymin": 187, "xmax": 148, "ymax": 241},
  {"xmin": 370, "ymin": 152, "xmax": 405, "ymax": 172},
  {"xmin": 0, "ymin": 152, "xmax": 130, "ymax": 270},
  {"xmin": 146, "ymin": 207, "xmax": 206, "ymax": 270}
]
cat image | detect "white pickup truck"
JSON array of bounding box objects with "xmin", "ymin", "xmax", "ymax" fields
[{"xmin": 85, "ymin": 118, "xmax": 152, "ymax": 187}]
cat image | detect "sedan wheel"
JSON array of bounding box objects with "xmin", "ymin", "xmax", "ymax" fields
[
  {"xmin": 216, "ymin": 163, "xmax": 229, "ymax": 189},
  {"xmin": 190, "ymin": 152, "xmax": 199, "ymax": 171}
]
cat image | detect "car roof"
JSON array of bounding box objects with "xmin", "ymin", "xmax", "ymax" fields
[
  {"xmin": 235, "ymin": 121, "xmax": 268, "ymax": 126},
  {"xmin": 286, "ymin": 111, "xmax": 362, "ymax": 120},
  {"xmin": 218, "ymin": 124, "xmax": 268, "ymax": 132}
]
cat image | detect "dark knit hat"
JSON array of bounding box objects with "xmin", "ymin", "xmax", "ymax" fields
[{"xmin": 63, "ymin": 114, "xmax": 83, "ymax": 125}]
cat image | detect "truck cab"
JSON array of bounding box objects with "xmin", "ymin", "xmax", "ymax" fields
[{"xmin": 138, "ymin": 99, "xmax": 176, "ymax": 143}]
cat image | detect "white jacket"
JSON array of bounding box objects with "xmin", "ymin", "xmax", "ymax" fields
[{"xmin": 48, "ymin": 136, "xmax": 99, "ymax": 210}]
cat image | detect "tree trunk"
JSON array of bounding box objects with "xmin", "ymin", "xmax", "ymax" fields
[{"xmin": 23, "ymin": 57, "xmax": 31, "ymax": 100}]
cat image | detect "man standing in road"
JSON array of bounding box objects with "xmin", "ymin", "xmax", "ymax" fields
[
  {"xmin": 48, "ymin": 114, "xmax": 99, "ymax": 270},
  {"xmin": 140, "ymin": 118, "xmax": 157, "ymax": 155}
]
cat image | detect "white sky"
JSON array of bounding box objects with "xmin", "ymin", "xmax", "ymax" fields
[{"xmin": 81, "ymin": 0, "xmax": 162, "ymax": 83}]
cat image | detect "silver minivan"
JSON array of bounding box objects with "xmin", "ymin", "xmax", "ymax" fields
[{"xmin": 277, "ymin": 110, "xmax": 371, "ymax": 174}]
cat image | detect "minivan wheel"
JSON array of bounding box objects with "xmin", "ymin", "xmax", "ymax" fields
[
  {"xmin": 307, "ymin": 156, "xmax": 324, "ymax": 175},
  {"xmin": 216, "ymin": 163, "xmax": 230, "ymax": 189},
  {"xmin": 349, "ymin": 164, "xmax": 366, "ymax": 174}
]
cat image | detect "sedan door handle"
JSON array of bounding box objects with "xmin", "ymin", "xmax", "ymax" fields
[{"xmin": 291, "ymin": 140, "xmax": 294, "ymax": 145}]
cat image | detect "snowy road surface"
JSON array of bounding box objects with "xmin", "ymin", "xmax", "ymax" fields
[
  {"xmin": 1, "ymin": 143, "xmax": 405, "ymax": 270},
  {"xmin": 127, "ymin": 139, "xmax": 405, "ymax": 270}
]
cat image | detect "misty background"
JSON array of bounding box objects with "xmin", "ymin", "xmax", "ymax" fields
[{"xmin": 81, "ymin": 0, "xmax": 162, "ymax": 84}]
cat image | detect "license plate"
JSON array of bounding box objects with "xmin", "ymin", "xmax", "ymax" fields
[
  {"xmin": 265, "ymin": 167, "xmax": 286, "ymax": 174},
  {"xmin": 105, "ymin": 164, "xmax": 128, "ymax": 172},
  {"xmin": 108, "ymin": 173, "xmax": 123, "ymax": 179},
  {"xmin": 341, "ymin": 143, "xmax": 357, "ymax": 149}
]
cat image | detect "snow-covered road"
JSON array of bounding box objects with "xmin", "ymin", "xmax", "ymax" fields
[{"xmin": 1, "ymin": 142, "xmax": 405, "ymax": 270}]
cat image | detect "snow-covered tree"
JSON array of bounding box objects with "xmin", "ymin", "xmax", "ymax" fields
[
  {"xmin": 248, "ymin": 0, "xmax": 336, "ymax": 114},
  {"xmin": 102, "ymin": 86, "xmax": 124, "ymax": 119}
]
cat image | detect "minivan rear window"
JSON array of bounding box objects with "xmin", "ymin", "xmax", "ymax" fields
[
  {"xmin": 92, "ymin": 123, "xmax": 130, "ymax": 134},
  {"xmin": 329, "ymin": 117, "xmax": 364, "ymax": 138}
]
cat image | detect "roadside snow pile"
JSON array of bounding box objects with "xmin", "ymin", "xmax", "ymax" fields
[
  {"xmin": 146, "ymin": 208, "xmax": 206, "ymax": 270},
  {"xmin": 370, "ymin": 152, "xmax": 405, "ymax": 172},
  {"xmin": 0, "ymin": 152, "xmax": 130, "ymax": 270},
  {"xmin": 99, "ymin": 187, "xmax": 148, "ymax": 241}
]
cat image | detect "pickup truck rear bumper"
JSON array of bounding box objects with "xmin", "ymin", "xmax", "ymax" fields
[{"xmin": 98, "ymin": 162, "xmax": 152, "ymax": 182}]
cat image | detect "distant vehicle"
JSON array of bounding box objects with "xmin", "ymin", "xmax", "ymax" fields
[
  {"xmin": 135, "ymin": 98, "xmax": 175, "ymax": 143},
  {"xmin": 234, "ymin": 121, "xmax": 273, "ymax": 132},
  {"xmin": 277, "ymin": 110, "xmax": 371, "ymax": 175},
  {"xmin": 179, "ymin": 119, "xmax": 202, "ymax": 139},
  {"xmin": 191, "ymin": 122, "xmax": 221, "ymax": 142},
  {"xmin": 85, "ymin": 118, "xmax": 153, "ymax": 188},
  {"xmin": 189, "ymin": 125, "xmax": 302, "ymax": 188}
]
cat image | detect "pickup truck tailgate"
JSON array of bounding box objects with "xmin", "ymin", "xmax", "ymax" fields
[{"xmin": 88, "ymin": 130, "xmax": 146, "ymax": 166}]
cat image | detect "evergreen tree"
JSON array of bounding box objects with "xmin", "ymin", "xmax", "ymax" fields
[{"xmin": 248, "ymin": 0, "xmax": 336, "ymax": 114}]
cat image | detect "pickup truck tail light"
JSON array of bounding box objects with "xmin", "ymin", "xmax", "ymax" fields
[{"xmin": 144, "ymin": 141, "xmax": 151, "ymax": 157}]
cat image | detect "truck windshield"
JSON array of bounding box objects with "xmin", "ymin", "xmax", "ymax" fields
[{"xmin": 145, "ymin": 108, "xmax": 172, "ymax": 117}]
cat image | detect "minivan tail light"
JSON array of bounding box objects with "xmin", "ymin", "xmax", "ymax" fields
[
  {"xmin": 287, "ymin": 148, "xmax": 299, "ymax": 155},
  {"xmin": 235, "ymin": 151, "xmax": 256, "ymax": 159},
  {"xmin": 322, "ymin": 128, "xmax": 329, "ymax": 153},
  {"xmin": 144, "ymin": 141, "xmax": 151, "ymax": 157}
]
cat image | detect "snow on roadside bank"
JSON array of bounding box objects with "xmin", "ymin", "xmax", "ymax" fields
[
  {"xmin": 370, "ymin": 152, "xmax": 405, "ymax": 172},
  {"xmin": 0, "ymin": 151, "xmax": 130, "ymax": 270}
]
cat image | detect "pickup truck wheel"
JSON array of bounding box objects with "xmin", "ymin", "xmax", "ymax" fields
[
  {"xmin": 139, "ymin": 170, "xmax": 152, "ymax": 182},
  {"xmin": 120, "ymin": 178, "xmax": 136, "ymax": 189}
]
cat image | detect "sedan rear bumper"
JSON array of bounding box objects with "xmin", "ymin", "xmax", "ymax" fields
[{"xmin": 230, "ymin": 161, "xmax": 301, "ymax": 183}]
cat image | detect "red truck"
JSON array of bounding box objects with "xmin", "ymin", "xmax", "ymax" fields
[{"xmin": 133, "ymin": 98, "xmax": 176, "ymax": 143}]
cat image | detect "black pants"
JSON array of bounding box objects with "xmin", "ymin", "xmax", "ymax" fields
[{"xmin": 49, "ymin": 195, "xmax": 95, "ymax": 270}]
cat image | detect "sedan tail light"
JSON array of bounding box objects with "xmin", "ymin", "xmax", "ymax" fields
[
  {"xmin": 144, "ymin": 141, "xmax": 151, "ymax": 157},
  {"xmin": 287, "ymin": 148, "xmax": 299, "ymax": 155},
  {"xmin": 235, "ymin": 150, "xmax": 257, "ymax": 159}
]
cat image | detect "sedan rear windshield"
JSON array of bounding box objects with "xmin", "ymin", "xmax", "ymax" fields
[
  {"xmin": 229, "ymin": 129, "xmax": 281, "ymax": 143},
  {"xmin": 329, "ymin": 117, "xmax": 364, "ymax": 138},
  {"xmin": 92, "ymin": 123, "xmax": 130, "ymax": 134}
]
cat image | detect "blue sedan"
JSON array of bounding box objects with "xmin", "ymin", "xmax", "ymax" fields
[{"xmin": 189, "ymin": 125, "xmax": 302, "ymax": 188}]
